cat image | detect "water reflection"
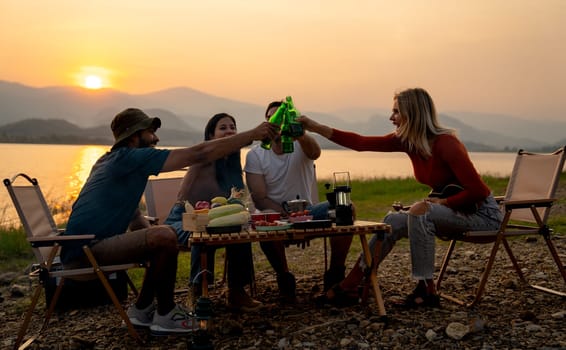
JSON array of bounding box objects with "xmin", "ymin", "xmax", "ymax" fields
[{"xmin": 66, "ymin": 146, "xmax": 107, "ymax": 202}]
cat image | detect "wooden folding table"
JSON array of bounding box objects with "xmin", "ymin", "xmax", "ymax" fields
[{"xmin": 186, "ymin": 220, "xmax": 390, "ymax": 316}]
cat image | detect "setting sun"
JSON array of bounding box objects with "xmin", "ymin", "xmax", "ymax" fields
[
  {"xmin": 75, "ymin": 66, "xmax": 111, "ymax": 90},
  {"xmin": 83, "ymin": 75, "xmax": 102, "ymax": 89}
]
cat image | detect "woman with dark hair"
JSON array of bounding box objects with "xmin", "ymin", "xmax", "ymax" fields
[
  {"xmin": 298, "ymin": 88, "xmax": 502, "ymax": 308},
  {"xmin": 165, "ymin": 113, "xmax": 261, "ymax": 312}
]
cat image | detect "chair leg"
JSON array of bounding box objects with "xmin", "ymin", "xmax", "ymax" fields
[
  {"xmin": 501, "ymin": 238, "xmax": 528, "ymax": 284},
  {"xmin": 15, "ymin": 272, "xmax": 65, "ymax": 349},
  {"xmin": 438, "ymin": 211, "xmax": 515, "ymax": 307},
  {"xmin": 435, "ymin": 239, "xmax": 475, "ymax": 306},
  {"xmin": 435, "ymin": 239, "xmax": 457, "ymax": 293},
  {"xmin": 501, "ymin": 234, "xmax": 566, "ymax": 297},
  {"xmin": 436, "ymin": 235, "xmax": 504, "ymax": 307},
  {"xmin": 542, "ymin": 235, "xmax": 566, "ymax": 284},
  {"xmin": 96, "ymin": 270, "xmax": 142, "ymax": 343},
  {"xmin": 531, "ymin": 235, "xmax": 566, "ymax": 297},
  {"xmin": 83, "ymin": 248, "xmax": 143, "ymax": 344},
  {"xmin": 15, "ymin": 245, "xmax": 64, "ymax": 348},
  {"xmin": 466, "ymin": 235, "xmax": 505, "ymax": 307},
  {"xmin": 41, "ymin": 278, "xmax": 66, "ymax": 332},
  {"xmin": 13, "ymin": 284, "xmax": 43, "ymax": 350}
]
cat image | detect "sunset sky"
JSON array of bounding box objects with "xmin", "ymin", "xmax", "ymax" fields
[{"xmin": 1, "ymin": 1, "xmax": 565, "ymax": 121}]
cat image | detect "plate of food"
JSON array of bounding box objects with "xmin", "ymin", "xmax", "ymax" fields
[{"xmin": 288, "ymin": 215, "xmax": 313, "ymax": 223}]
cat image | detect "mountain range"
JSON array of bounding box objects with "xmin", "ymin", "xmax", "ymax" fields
[{"xmin": 0, "ymin": 80, "xmax": 564, "ymax": 151}]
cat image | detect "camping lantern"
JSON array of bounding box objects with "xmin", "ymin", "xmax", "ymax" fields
[
  {"xmin": 190, "ymin": 296, "xmax": 214, "ymax": 350},
  {"xmin": 333, "ymin": 172, "xmax": 353, "ymax": 226}
]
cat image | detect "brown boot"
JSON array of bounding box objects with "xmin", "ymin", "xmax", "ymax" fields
[
  {"xmin": 323, "ymin": 266, "xmax": 346, "ymax": 292},
  {"xmin": 227, "ymin": 288, "xmax": 263, "ymax": 312},
  {"xmin": 276, "ymin": 272, "xmax": 297, "ymax": 304}
]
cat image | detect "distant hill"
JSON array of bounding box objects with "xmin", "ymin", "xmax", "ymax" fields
[
  {"xmin": 0, "ymin": 80, "xmax": 564, "ymax": 151},
  {"xmin": 0, "ymin": 117, "xmax": 202, "ymax": 146},
  {"xmin": 445, "ymin": 111, "xmax": 566, "ymax": 146}
]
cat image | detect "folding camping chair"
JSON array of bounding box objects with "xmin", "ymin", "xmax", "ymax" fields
[
  {"xmin": 143, "ymin": 176, "xmax": 184, "ymax": 225},
  {"xmin": 435, "ymin": 147, "xmax": 566, "ymax": 307},
  {"xmin": 4, "ymin": 173, "xmax": 145, "ymax": 349},
  {"xmin": 142, "ymin": 177, "xmax": 193, "ymax": 289}
]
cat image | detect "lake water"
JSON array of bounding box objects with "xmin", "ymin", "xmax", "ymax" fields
[{"xmin": 0, "ymin": 143, "xmax": 517, "ymax": 226}]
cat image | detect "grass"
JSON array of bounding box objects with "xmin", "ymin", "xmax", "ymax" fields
[
  {"xmin": 1, "ymin": 174, "xmax": 564, "ymax": 288},
  {"xmin": 0, "ymin": 227, "xmax": 35, "ymax": 271},
  {"xmin": 316, "ymin": 175, "xmax": 511, "ymax": 222}
]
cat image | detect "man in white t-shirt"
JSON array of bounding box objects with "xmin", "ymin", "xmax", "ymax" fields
[{"xmin": 244, "ymin": 101, "xmax": 353, "ymax": 303}]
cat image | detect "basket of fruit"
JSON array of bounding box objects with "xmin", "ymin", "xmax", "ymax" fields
[{"xmin": 182, "ymin": 187, "xmax": 250, "ymax": 233}]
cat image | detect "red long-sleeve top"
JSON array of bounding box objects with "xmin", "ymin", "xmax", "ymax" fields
[{"xmin": 329, "ymin": 129, "xmax": 491, "ymax": 210}]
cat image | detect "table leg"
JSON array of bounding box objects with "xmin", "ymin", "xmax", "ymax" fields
[
  {"xmin": 200, "ymin": 248, "xmax": 209, "ymax": 298},
  {"xmin": 359, "ymin": 233, "xmax": 386, "ymax": 316}
]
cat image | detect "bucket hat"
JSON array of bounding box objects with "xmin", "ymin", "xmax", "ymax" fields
[{"xmin": 111, "ymin": 108, "xmax": 161, "ymax": 147}]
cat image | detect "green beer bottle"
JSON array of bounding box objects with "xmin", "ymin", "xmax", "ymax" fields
[
  {"xmin": 283, "ymin": 96, "xmax": 304, "ymax": 138},
  {"xmin": 261, "ymin": 102, "xmax": 286, "ymax": 150}
]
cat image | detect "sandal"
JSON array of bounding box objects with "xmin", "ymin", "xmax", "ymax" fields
[
  {"xmin": 315, "ymin": 283, "xmax": 359, "ymax": 307},
  {"xmin": 394, "ymin": 284, "xmax": 440, "ymax": 309}
]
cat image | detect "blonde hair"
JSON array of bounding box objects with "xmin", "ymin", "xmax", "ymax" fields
[{"xmin": 394, "ymin": 88, "xmax": 454, "ymax": 158}]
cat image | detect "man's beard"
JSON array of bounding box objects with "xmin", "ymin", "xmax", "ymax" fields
[{"xmin": 139, "ymin": 138, "xmax": 156, "ymax": 148}]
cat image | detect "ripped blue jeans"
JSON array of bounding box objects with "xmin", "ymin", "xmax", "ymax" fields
[{"xmin": 362, "ymin": 194, "xmax": 503, "ymax": 280}]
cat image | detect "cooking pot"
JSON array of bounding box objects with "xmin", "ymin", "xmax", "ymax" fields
[{"xmin": 282, "ymin": 199, "xmax": 309, "ymax": 213}]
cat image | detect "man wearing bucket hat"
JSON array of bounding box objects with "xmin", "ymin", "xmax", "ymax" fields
[
  {"xmin": 60, "ymin": 107, "xmax": 278, "ymax": 336},
  {"xmin": 110, "ymin": 108, "xmax": 163, "ymax": 148}
]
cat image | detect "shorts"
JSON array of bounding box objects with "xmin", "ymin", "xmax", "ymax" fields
[{"xmin": 87, "ymin": 228, "xmax": 152, "ymax": 265}]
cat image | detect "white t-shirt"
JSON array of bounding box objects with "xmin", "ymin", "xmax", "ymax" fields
[{"xmin": 244, "ymin": 141, "xmax": 316, "ymax": 205}]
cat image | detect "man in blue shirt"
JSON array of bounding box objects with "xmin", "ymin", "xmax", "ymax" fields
[{"xmin": 61, "ymin": 108, "xmax": 277, "ymax": 336}]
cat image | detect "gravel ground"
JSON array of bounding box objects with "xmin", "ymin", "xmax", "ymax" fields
[
  {"xmin": 2, "ymin": 234, "xmax": 566, "ymax": 350},
  {"xmin": 1, "ymin": 184, "xmax": 565, "ymax": 349}
]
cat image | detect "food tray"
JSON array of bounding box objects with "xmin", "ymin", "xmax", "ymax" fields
[
  {"xmin": 288, "ymin": 215, "xmax": 313, "ymax": 223},
  {"xmin": 255, "ymin": 223, "xmax": 293, "ymax": 231},
  {"xmin": 291, "ymin": 220, "xmax": 333, "ymax": 229},
  {"xmin": 205, "ymin": 225, "xmax": 242, "ymax": 234}
]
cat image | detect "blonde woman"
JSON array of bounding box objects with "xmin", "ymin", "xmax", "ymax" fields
[{"xmin": 298, "ymin": 88, "xmax": 502, "ymax": 308}]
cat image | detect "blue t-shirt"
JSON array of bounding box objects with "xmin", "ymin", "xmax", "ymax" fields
[{"xmin": 61, "ymin": 147, "xmax": 170, "ymax": 263}]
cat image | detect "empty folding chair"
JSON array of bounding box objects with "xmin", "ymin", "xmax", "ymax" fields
[{"xmin": 435, "ymin": 147, "xmax": 566, "ymax": 307}]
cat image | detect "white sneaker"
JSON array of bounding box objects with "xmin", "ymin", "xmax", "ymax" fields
[
  {"xmin": 124, "ymin": 303, "xmax": 155, "ymax": 328},
  {"xmin": 150, "ymin": 304, "xmax": 195, "ymax": 336}
]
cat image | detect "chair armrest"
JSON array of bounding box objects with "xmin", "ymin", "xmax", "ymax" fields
[
  {"xmin": 28, "ymin": 234, "xmax": 96, "ymax": 247},
  {"xmin": 502, "ymin": 198, "xmax": 556, "ymax": 209},
  {"xmin": 494, "ymin": 195, "xmax": 505, "ymax": 204}
]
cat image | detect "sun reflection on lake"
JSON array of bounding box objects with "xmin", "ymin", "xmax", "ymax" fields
[{"xmin": 66, "ymin": 146, "xmax": 107, "ymax": 202}]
